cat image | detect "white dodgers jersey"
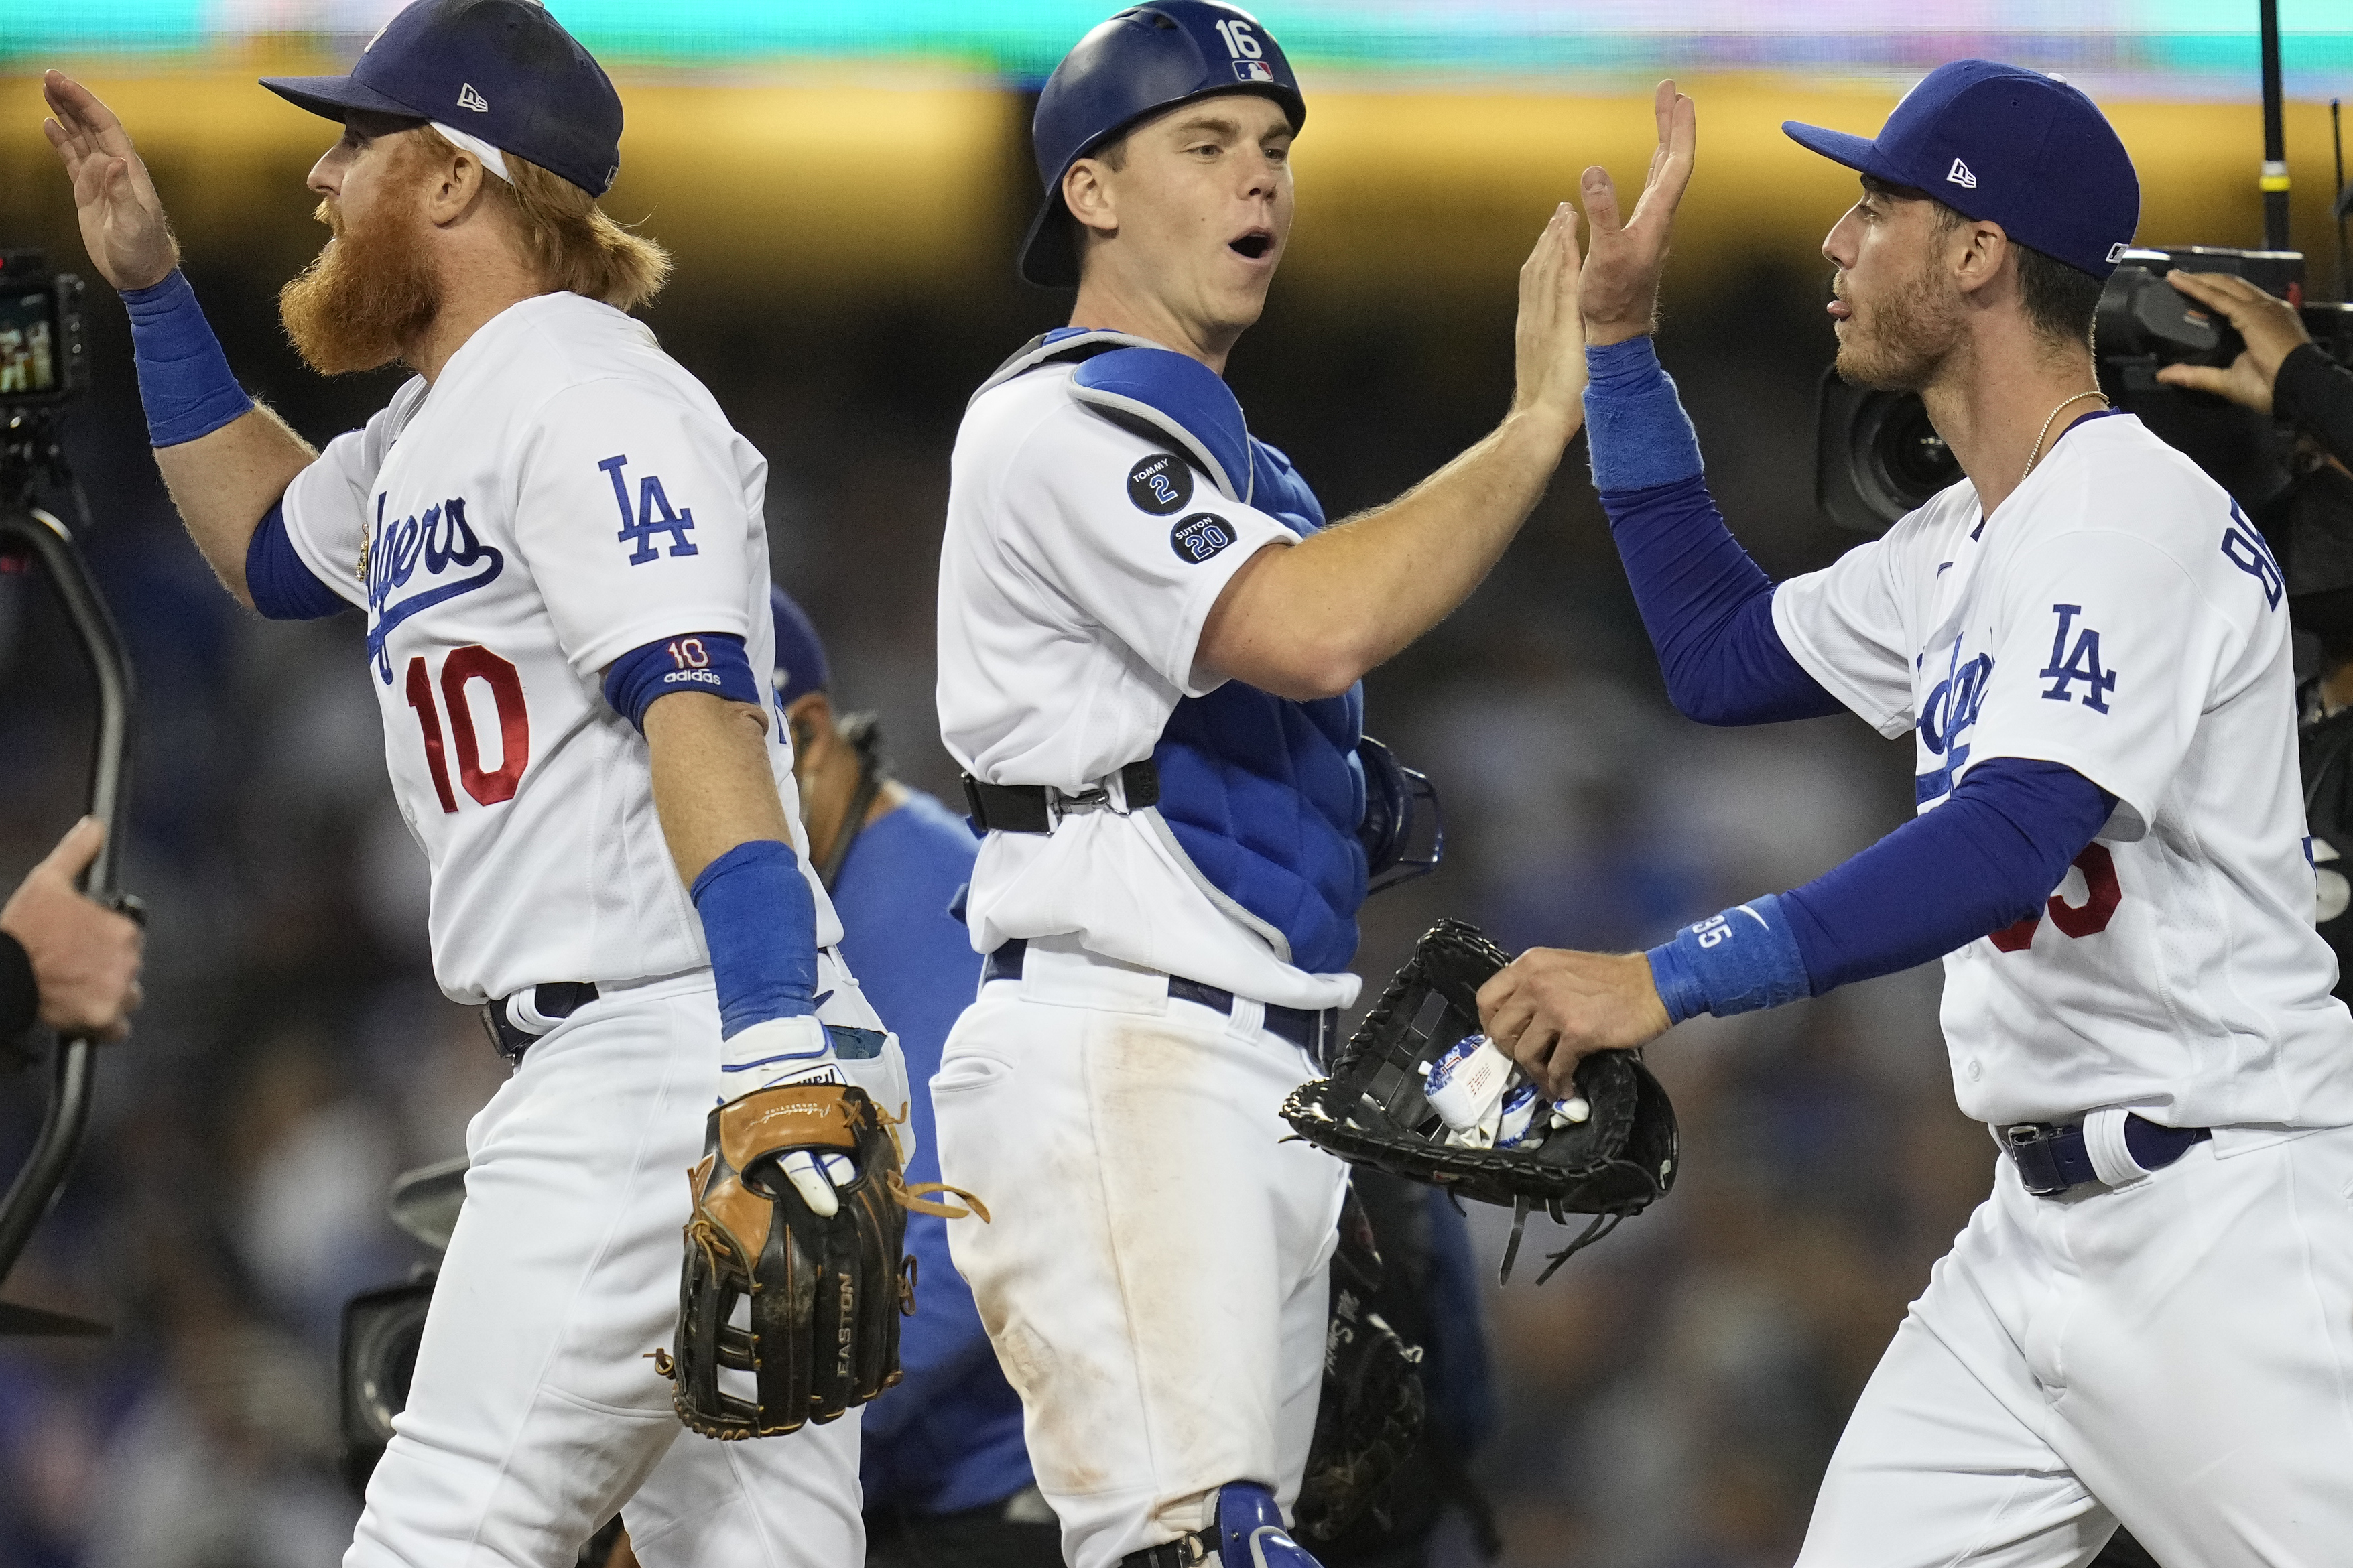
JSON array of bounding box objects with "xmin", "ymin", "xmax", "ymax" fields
[
  {"xmin": 278, "ymin": 292, "xmax": 840, "ymax": 1004},
  {"xmin": 1773, "ymin": 412, "xmax": 2353, "ymax": 1135}
]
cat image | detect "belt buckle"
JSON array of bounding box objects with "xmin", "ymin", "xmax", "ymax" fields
[{"xmin": 2004, "ymin": 1122, "xmax": 2072, "ymax": 1197}]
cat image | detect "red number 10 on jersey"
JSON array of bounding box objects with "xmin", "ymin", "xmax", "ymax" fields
[{"xmin": 403, "ymin": 646, "xmax": 530, "ymax": 813}]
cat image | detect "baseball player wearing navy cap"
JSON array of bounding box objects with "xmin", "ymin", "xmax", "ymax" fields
[
  {"xmin": 1478, "ymin": 69, "xmax": 2353, "ymax": 1566},
  {"xmin": 42, "ymin": 3, "xmax": 912, "ymax": 1565},
  {"xmin": 932, "ymin": 5, "xmax": 1588, "ymax": 1567}
]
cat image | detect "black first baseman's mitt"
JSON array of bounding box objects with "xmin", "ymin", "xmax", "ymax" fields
[
  {"xmin": 657, "ymin": 1082, "xmax": 976, "ymax": 1439},
  {"xmin": 1281, "ymin": 919, "xmax": 1679, "ymax": 1285}
]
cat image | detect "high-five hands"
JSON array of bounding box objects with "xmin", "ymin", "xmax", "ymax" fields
[
  {"xmin": 40, "ymin": 70, "xmax": 180, "ymax": 293},
  {"xmin": 1577, "ymin": 80, "xmax": 1698, "ymax": 347},
  {"xmin": 1476, "ymin": 948, "xmax": 1670, "ymax": 1102},
  {"xmin": 1508, "ymin": 200, "xmax": 1591, "ymax": 435}
]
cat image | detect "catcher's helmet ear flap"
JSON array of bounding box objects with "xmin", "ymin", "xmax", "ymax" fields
[{"xmin": 1020, "ymin": 1, "xmax": 1307, "ymax": 289}]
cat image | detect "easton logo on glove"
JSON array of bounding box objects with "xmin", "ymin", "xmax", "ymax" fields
[
  {"xmin": 655, "ymin": 1081, "xmax": 984, "ymax": 1439},
  {"xmin": 1282, "ymin": 919, "xmax": 1679, "ymax": 1285}
]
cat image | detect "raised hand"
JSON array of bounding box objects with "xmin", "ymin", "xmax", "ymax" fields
[
  {"xmin": 1509, "ymin": 201, "xmax": 1589, "ymax": 432},
  {"xmin": 40, "ymin": 70, "xmax": 180, "ymax": 292},
  {"xmin": 1578, "ymin": 80, "xmax": 1698, "ymax": 347},
  {"xmin": 2154, "ymin": 270, "xmax": 2313, "ymax": 416}
]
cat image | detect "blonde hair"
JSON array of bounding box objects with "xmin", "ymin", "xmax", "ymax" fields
[{"xmin": 419, "ymin": 126, "xmax": 672, "ymax": 312}]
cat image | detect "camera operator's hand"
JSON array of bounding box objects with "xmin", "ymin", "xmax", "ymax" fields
[
  {"xmin": 2155, "ymin": 270, "xmax": 2312, "ymax": 417},
  {"xmin": 1577, "ymin": 80, "xmax": 1698, "ymax": 348},
  {"xmin": 1, "ymin": 819, "xmax": 143, "ymax": 1043},
  {"xmin": 39, "ymin": 70, "xmax": 180, "ymax": 293}
]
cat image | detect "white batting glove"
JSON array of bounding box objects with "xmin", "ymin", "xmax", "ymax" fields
[{"xmin": 721, "ymin": 1016, "xmax": 854, "ymax": 1218}]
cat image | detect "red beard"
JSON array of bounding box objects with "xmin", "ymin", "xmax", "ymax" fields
[{"xmin": 277, "ymin": 189, "xmax": 440, "ymax": 376}]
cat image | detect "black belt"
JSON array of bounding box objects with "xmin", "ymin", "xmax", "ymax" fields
[
  {"xmin": 984, "ymin": 938, "xmax": 1338, "ymax": 1062},
  {"xmin": 962, "ymin": 761, "xmax": 1161, "ymax": 834},
  {"xmin": 2000, "ymin": 1114, "xmax": 2212, "ymax": 1197},
  {"xmin": 480, "ymin": 982, "xmax": 600, "ymax": 1067}
]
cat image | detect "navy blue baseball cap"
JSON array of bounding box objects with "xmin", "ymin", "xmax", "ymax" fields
[
  {"xmin": 261, "ymin": 0, "xmax": 623, "ymax": 196},
  {"xmin": 1783, "ymin": 60, "xmax": 2139, "ymax": 278},
  {"xmin": 1021, "ymin": 1, "xmax": 1306, "ymax": 288},
  {"xmin": 769, "ymin": 586, "xmax": 830, "ymax": 709}
]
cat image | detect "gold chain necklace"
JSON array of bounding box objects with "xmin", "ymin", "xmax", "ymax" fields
[{"xmin": 2021, "ymin": 389, "xmax": 2110, "ymax": 481}]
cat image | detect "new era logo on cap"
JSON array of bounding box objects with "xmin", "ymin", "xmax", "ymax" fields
[
  {"xmin": 1234, "ymin": 60, "xmax": 1273, "ymax": 83},
  {"xmin": 457, "ymin": 82, "xmax": 489, "ymax": 112},
  {"xmin": 1947, "ymin": 157, "xmax": 1978, "ymax": 189}
]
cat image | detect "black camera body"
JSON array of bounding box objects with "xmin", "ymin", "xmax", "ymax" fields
[
  {"xmin": 1817, "ymin": 245, "xmax": 2350, "ymax": 536},
  {"xmin": 0, "ymin": 251, "xmax": 86, "ymax": 410}
]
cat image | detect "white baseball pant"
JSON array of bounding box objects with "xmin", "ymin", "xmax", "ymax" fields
[
  {"xmin": 1797, "ymin": 1122, "xmax": 2353, "ymax": 1567},
  {"xmin": 932, "ymin": 936, "xmax": 1348, "ymax": 1568},
  {"xmin": 347, "ymin": 959, "xmax": 903, "ymax": 1568}
]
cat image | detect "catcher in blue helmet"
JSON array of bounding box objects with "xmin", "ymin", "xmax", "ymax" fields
[{"xmin": 930, "ymin": 5, "xmax": 1588, "ymax": 1566}]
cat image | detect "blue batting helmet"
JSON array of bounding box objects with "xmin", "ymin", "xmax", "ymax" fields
[{"xmin": 1019, "ymin": 1, "xmax": 1306, "ymax": 288}]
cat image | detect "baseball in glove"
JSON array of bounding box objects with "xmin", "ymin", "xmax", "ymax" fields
[
  {"xmin": 1281, "ymin": 919, "xmax": 1679, "ymax": 1285},
  {"xmin": 655, "ymin": 1082, "xmax": 982, "ymax": 1439},
  {"xmin": 1294, "ymin": 1184, "xmax": 1426, "ymax": 1545}
]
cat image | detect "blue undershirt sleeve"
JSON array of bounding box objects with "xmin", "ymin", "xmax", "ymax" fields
[
  {"xmin": 245, "ymin": 501, "xmax": 353, "ymax": 620},
  {"xmin": 1646, "ymin": 759, "xmax": 2115, "ymax": 1021},
  {"xmin": 1781, "ymin": 758, "xmax": 2117, "ymax": 994},
  {"xmin": 1584, "ymin": 338, "xmax": 1842, "ymax": 727}
]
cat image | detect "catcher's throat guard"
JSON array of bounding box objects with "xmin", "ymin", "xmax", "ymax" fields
[
  {"xmin": 1282, "ymin": 920, "xmax": 1679, "ymax": 1285},
  {"xmin": 658, "ymin": 1082, "xmax": 921, "ymax": 1439}
]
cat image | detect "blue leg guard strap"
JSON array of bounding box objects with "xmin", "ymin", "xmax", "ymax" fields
[
  {"xmin": 1117, "ymin": 1483, "xmax": 1324, "ymax": 1568},
  {"xmin": 1217, "ymin": 1482, "xmax": 1319, "ymax": 1568}
]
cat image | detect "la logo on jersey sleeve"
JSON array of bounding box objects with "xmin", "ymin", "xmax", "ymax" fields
[
  {"xmin": 2037, "ymin": 604, "xmax": 2116, "ymax": 712},
  {"xmin": 600, "ymin": 454, "xmax": 700, "ymax": 564}
]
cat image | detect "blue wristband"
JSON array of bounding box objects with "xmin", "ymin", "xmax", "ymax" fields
[
  {"xmin": 1643, "ymin": 893, "xmax": 1812, "ymax": 1025},
  {"xmin": 1583, "ymin": 336, "xmax": 1704, "ymax": 493},
  {"xmin": 690, "ymin": 839, "xmax": 818, "ymax": 1038},
  {"xmin": 122, "ymin": 269, "xmax": 255, "ymax": 448},
  {"xmin": 602, "ymin": 631, "xmax": 763, "ymax": 732}
]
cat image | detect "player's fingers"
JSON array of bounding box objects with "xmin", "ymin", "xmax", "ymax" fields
[
  {"xmin": 36, "ymin": 817, "xmax": 105, "ymax": 883},
  {"xmin": 779, "ymin": 1151, "xmax": 841, "ymax": 1218},
  {"xmin": 1580, "ymin": 164, "xmax": 1626, "ymax": 237},
  {"xmin": 1633, "ymin": 93, "xmax": 1698, "ymax": 232}
]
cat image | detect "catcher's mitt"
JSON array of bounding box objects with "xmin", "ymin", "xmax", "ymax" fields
[
  {"xmin": 1295, "ymin": 1185, "xmax": 1426, "ymax": 1543},
  {"xmin": 657, "ymin": 1082, "xmax": 975, "ymax": 1439},
  {"xmin": 1282, "ymin": 919, "xmax": 1679, "ymax": 1285}
]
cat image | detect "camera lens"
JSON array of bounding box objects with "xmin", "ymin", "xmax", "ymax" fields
[{"xmin": 1881, "ymin": 397, "xmax": 1960, "ymax": 495}]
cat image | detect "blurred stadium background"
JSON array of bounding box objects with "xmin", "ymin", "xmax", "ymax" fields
[{"xmin": 1, "ymin": 3, "xmax": 2350, "ymax": 1565}]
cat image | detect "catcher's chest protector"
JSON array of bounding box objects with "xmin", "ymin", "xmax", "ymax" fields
[{"xmin": 992, "ymin": 331, "xmax": 1372, "ymax": 973}]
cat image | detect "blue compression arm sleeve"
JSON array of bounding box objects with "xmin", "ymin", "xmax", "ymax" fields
[
  {"xmin": 690, "ymin": 840, "xmax": 818, "ymax": 1038},
  {"xmin": 122, "ymin": 269, "xmax": 255, "ymax": 448},
  {"xmin": 1647, "ymin": 758, "xmax": 2115, "ymax": 1021},
  {"xmin": 245, "ymin": 501, "xmax": 352, "ymax": 620},
  {"xmin": 1584, "ymin": 338, "xmax": 1842, "ymax": 726}
]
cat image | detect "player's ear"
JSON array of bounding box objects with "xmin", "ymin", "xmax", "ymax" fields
[
  {"xmin": 1064, "ymin": 158, "xmax": 1119, "ymax": 239},
  {"xmin": 1954, "ymin": 219, "xmax": 2009, "ymax": 300},
  {"xmin": 786, "ymin": 692, "xmax": 833, "ymax": 759}
]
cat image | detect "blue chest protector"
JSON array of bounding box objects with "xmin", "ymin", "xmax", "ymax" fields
[{"xmin": 989, "ymin": 330, "xmax": 1369, "ymax": 974}]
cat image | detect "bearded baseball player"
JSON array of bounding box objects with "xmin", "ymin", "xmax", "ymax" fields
[
  {"xmin": 1481, "ymin": 66, "xmax": 2353, "ymax": 1565},
  {"xmin": 42, "ymin": 3, "xmax": 913, "ymax": 1564},
  {"xmin": 930, "ymin": 5, "xmax": 1586, "ymax": 1567}
]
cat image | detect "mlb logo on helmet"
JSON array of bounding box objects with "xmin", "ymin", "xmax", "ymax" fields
[
  {"xmin": 257, "ymin": 0, "xmax": 625, "ymax": 198},
  {"xmin": 1234, "ymin": 60, "xmax": 1274, "ymax": 83},
  {"xmin": 1782, "ymin": 58, "xmax": 2142, "ymax": 277}
]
